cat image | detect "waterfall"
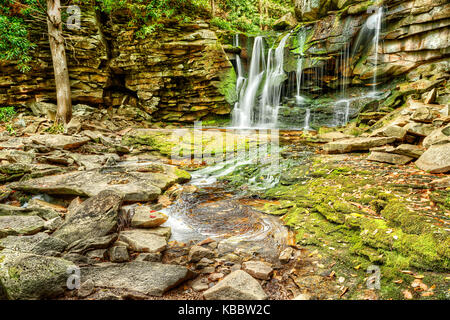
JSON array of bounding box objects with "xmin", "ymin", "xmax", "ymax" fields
[
  {"xmin": 304, "ymin": 108, "xmax": 311, "ymax": 130},
  {"xmin": 296, "ymin": 29, "xmax": 307, "ymax": 102},
  {"xmin": 371, "ymin": 6, "xmax": 384, "ymax": 94},
  {"xmin": 233, "ymin": 35, "xmax": 245, "ymax": 96},
  {"xmin": 258, "ymin": 33, "xmax": 291, "ymax": 127},
  {"xmin": 232, "ymin": 36, "xmax": 266, "ymax": 128}
]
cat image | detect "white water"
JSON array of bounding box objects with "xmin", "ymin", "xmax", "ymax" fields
[
  {"xmin": 296, "ymin": 29, "xmax": 307, "ymax": 101},
  {"xmin": 232, "ymin": 36, "xmax": 266, "ymax": 128},
  {"xmin": 304, "ymin": 108, "xmax": 311, "ymax": 130},
  {"xmin": 371, "ymin": 7, "xmax": 383, "ymax": 94},
  {"xmin": 259, "ymin": 33, "xmax": 291, "ymax": 127},
  {"xmin": 233, "ymin": 35, "xmax": 246, "ymax": 96}
]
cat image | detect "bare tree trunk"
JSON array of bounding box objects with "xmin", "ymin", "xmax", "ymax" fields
[
  {"xmin": 210, "ymin": 0, "xmax": 215, "ymax": 16},
  {"xmin": 47, "ymin": 0, "xmax": 72, "ymax": 125}
]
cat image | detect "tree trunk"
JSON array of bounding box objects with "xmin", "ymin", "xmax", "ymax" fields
[
  {"xmin": 210, "ymin": 0, "xmax": 215, "ymax": 16},
  {"xmin": 47, "ymin": 0, "xmax": 72, "ymax": 125}
]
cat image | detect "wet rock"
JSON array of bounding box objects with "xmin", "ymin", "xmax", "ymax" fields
[
  {"xmin": 0, "ymin": 250, "xmax": 75, "ymax": 299},
  {"xmin": 367, "ymin": 152, "xmax": 414, "ymax": 165},
  {"xmin": 188, "ymin": 245, "xmax": 216, "ymax": 262},
  {"xmin": 119, "ymin": 230, "xmax": 167, "ymax": 253},
  {"xmin": 52, "ymin": 190, "xmax": 122, "ymax": 245},
  {"xmin": 0, "ymin": 215, "xmax": 45, "ymax": 238},
  {"xmin": 279, "ymin": 247, "xmax": 294, "ymax": 264},
  {"xmin": 108, "ymin": 246, "xmax": 129, "ymax": 263},
  {"xmin": 10, "ymin": 164, "xmax": 189, "ymax": 202},
  {"xmin": 77, "ymin": 279, "xmax": 95, "ymax": 298},
  {"xmin": 323, "ymin": 137, "xmax": 396, "ymax": 154},
  {"xmin": 242, "ymin": 261, "xmax": 273, "ymax": 280},
  {"xmin": 0, "ymin": 233, "xmax": 67, "ymax": 255},
  {"xmin": 416, "ymin": 143, "xmax": 450, "ymax": 173},
  {"xmin": 203, "ymin": 270, "xmax": 267, "ymax": 300},
  {"xmin": 135, "ymin": 252, "xmax": 161, "ymax": 262},
  {"xmin": 82, "ymin": 261, "xmax": 195, "ymax": 296},
  {"xmin": 131, "ymin": 206, "xmax": 168, "ymax": 228}
]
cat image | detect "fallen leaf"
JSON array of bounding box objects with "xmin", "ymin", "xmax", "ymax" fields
[{"xmin": 402, "ymin": 290, "xmax": 413, "ymax": 299}]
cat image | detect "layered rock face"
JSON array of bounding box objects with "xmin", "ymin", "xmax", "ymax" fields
[{"xmin": 0, "ymin": 8, "xmax": 234, "ymax": 123}]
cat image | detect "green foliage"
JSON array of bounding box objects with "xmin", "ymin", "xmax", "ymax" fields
[
  {"xmin": 0, "ymin": 106, "xmax": 16, "ymax": 122},
  {"xmin": 0, "ymin": 0, "xmax": 36, "ymax": 72}
]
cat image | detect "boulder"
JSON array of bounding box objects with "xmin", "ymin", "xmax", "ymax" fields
[
  {"xmin": 370, "ymin": 124, "xmax": 407, "ymax": 140},
  {"xmin": 30, "ymin": 134, "xmax": 90, "ymax": 150},
  {"xmin": 0, "ymin": 203, "xmax": 59, "ymax": 221},
  {"xmin": 411, "ymin": 107, "xmax": 438, "ymax": 123},
  {"xmin": 118, "ymin": 230, "xmax": 167, "ymax": 253},
  {"xmin": 9, "ymin": 164, "xmax": 190, "ymax": 202},
  {"xmin": 415, "ymin": 143, "xmax": 450, "ymax": 173},
  {"xmin": 0, "ymin": 250, "xmax": 75, "ymax": 299},
  {"xmin": 273, "ymin": 12, "xmax": 298, "ymax": 30},
  {"xmin": 203, "ymin": 270, "xmax": 267, "ymax": 300},
  {"xmin": 367, "ymin": 152, "xmax": 414, "ymax": 165},
  {"xmin": 392, "ymin": 144, "xmax": 425, "ymax": 159},
  {"xmin": 81, "ymin": 261, "xmax": 195, "ymax": 296},
  {"xmin": 242, "ymin": 261, "xmax": 273, "ymax": 280},
  {"xmin": 108, "ymin": 246, "xmax": 129, "ymax": 263},
  {"xmin": 66, "ymin": 234, "xmax": 118, "ymax": 254},
  {"xmin": 0, "ymin": 216, "xmax": 45, "ymax": 238},
  {"xmin": 323, "ymin": 137, "xmax": 396, "ymax": 154},
  {"xmin": 423, "ymin": 125, "xmax": 450, "ymax": 148},
  {"xmin": 52, "ymin": 190, "xmax": 122, "ymax": 245},
  {"xmin": 405, "ymin": 122, "xmax": 435, "ymax": 137},
  {"xmin": 131, "ymin": 206, "xmax": 168, "ymax": 228}
]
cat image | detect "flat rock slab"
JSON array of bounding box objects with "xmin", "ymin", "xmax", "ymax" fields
[
  {"xmin": 323, "ymin": 137, "xmax": 396, "ymax": 154},
  {"xmin": 119, "ymin": 230, "xmax": 167, "ymax": 253},
  {"xmin": 203, "ymin": 270, "xmax": 267, "ymax": 300},
  {"xmin": 9, "ymin": 164, "xmax": 190, "ymax": 202},
  {"xmin": 0, "ymin": 250, "xmax": 75, "ymax": 299},
  {"xmin": 30, "ymin": 134, "xmax": 90, "ymax": 150},
  {"xmin": 82, "ymin": 261, "xmax": 195, "ymax": 296},
  {"xmin": 52, "ymin": 190, "xmax": 122, "ymax": 245},
  {"xmin": 0, "ymin": 233, "xmax": 67, "ymax": 255},
  {"xmin": 416, "ymin": 143, "xmax": 450, "ymax": 173},
  {"xmin": 131, "ymin": 206, "xmax": 168, "ymax": 228},
  {"xmin": 367, "ymin": 151, "xmax": 414, "ymax": 165},
  {"xmin": 0, "ymin": 215, "xmax": 45, "ymax": 238},
  {"xmin": 242, "ymin": 261, "xmax": 273, "ymax": 280}
]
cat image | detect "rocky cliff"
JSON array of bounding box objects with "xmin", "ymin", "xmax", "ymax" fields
[{"xmin": 0, "ymin": 8, "xmax": 235, "ymax": 124}]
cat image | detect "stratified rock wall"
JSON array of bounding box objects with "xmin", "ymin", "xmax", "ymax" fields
[{"xmin": 0, "ymin": 7, "xmax": 234, "ymax": 123}]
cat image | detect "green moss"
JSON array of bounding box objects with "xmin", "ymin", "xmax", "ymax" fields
[{"xmin": 217, "ymin": 67, "xmax": 237, "ymax": 105}]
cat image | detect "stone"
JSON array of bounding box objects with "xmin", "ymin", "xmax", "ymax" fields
[
  {"xmin": 9, "ymin": 164, "xmax": 190, "ymax": 202},
  {"xmin": 392, "ymin": 144, "xmax": 425, "ymax": 159},
  {"xmin": 203, "ymin": 270, "xmax": 267, "ymax": 300},
  {"xmin": 279, "ymin": 247, "xmax": 294, "ymax": 264},
  {"xmin": 131, "ymin": 206, "xmax": 168, "ymax": 228},
  {"xmin": 405, "ymin": 122, "xmax": 435, "ymax": 137},
  {"xmin": 78, "ymin": 279, "xmax": 95, "ymax": 298},
  {"xmin": 317, "ymin": 132, "xmax": 351, "ymax": 142},
  {"xmin": 44, "ymin": 216, "xmax": 64, "ymax": 232},
  {"xmin": 273, "ymin": 12, "xmax": 298, "ymax": 30},
  {"xmin": 52, "ymin": 190, "xmax": 122, "ymax": 245},
  {"xmin": 30, "ymin": 134, "xmax": 90, "ymax": 150},
  {"xmin": 0, "ymin": 233, "xmax": 67, "ymax": 255},
  {"xmin": 85, "ymin": 249, "xmax": 107, "ymax": 260},
  {"xmin": 411, "ymin": 107, "xmax": 437, "ymax": 123},
  {"xmin": 415, "ymin": 143, "xmax": 450, "ymax": 173},
  {"xmin": 423, "ymin": 125, "xmax": 450, "ymax": 148},
  {"xmin": 66, "ymin": 234, "xmax": 118, "ymax": 254},
  {"xmin": 0, "ymin": 250, "xmax": 75, "ymax": 299},
  {"xmin": 242, "ymin": 261, "xmax": 274, "ymax": 280},
  {"xmin": 370, "ymin": 124, "xmax": 407, "ymax": 140},
  {"xmin": 208, "ymin": 272, "xmax": 224, "ymax": 282},
  {"xmin": 323, "ymin": 137, "xmax": 396, "ymax": 154},
  {"xmin": 188, "ymin": 245, "xmax": 216, "ymax": 262},
  {"xmin": 367, "ymin": 152, "xmax": 414, "ymax": 165},
  {"xmin": 140, "ymin": 226, "xmax": 171, "ymax": 241},
  {"xmin": 197, "ymin": 257, "xmax": 214, "ymax": 268},
  {"xmin": 119, "ymin": 230, "xmax": 167, "ymax": 253},
  {"xmin": 108, "ymin": 246, "xmax": 129, "ymax": 263},
  {"xmin": 0, "ymin": 215, "xmax": 45, "ymax": 238},
  {"xmin": 0, "ymin": 203, "xmax": 59, "ymax": 221},
  {"xmin": 293, "ymin": 293, "xmax": 311, "ymax": 300},
  {"xmin": 192, "ymin": 277, "xmax": 209, "ymax": 292},
  {"xmin": 423, "ymin": 88, "xmax": 437, "ymax": 104},
  {"xmin": 82, "ymin": 261, "xmax": 195, "ymax": 296},
  {"xmin": 135, "ymin": 252, "xmax": 161, "ymax": 262}
]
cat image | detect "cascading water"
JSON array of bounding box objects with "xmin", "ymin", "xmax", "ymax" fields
[
  {"xmin": 295, "ymin": 29, "xmax": 307, "ymax": 102},
  {"xmin": 371, "ymin": 6, "xmax": 384, "ymax": 94},
  {"xmin": 258, "ymin": 33, "xmax": 291, "ymax": 127},
  {"xmin": 304, "ymin": 108, "xmax": 311, "ymax": 130},
  {"xmin": 232, "ymin": 36, "xmax": 266, "ymax": 128},
  {"xmin": 233, "ymin": 35, "xmax": 246, "ymax": 96}
]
